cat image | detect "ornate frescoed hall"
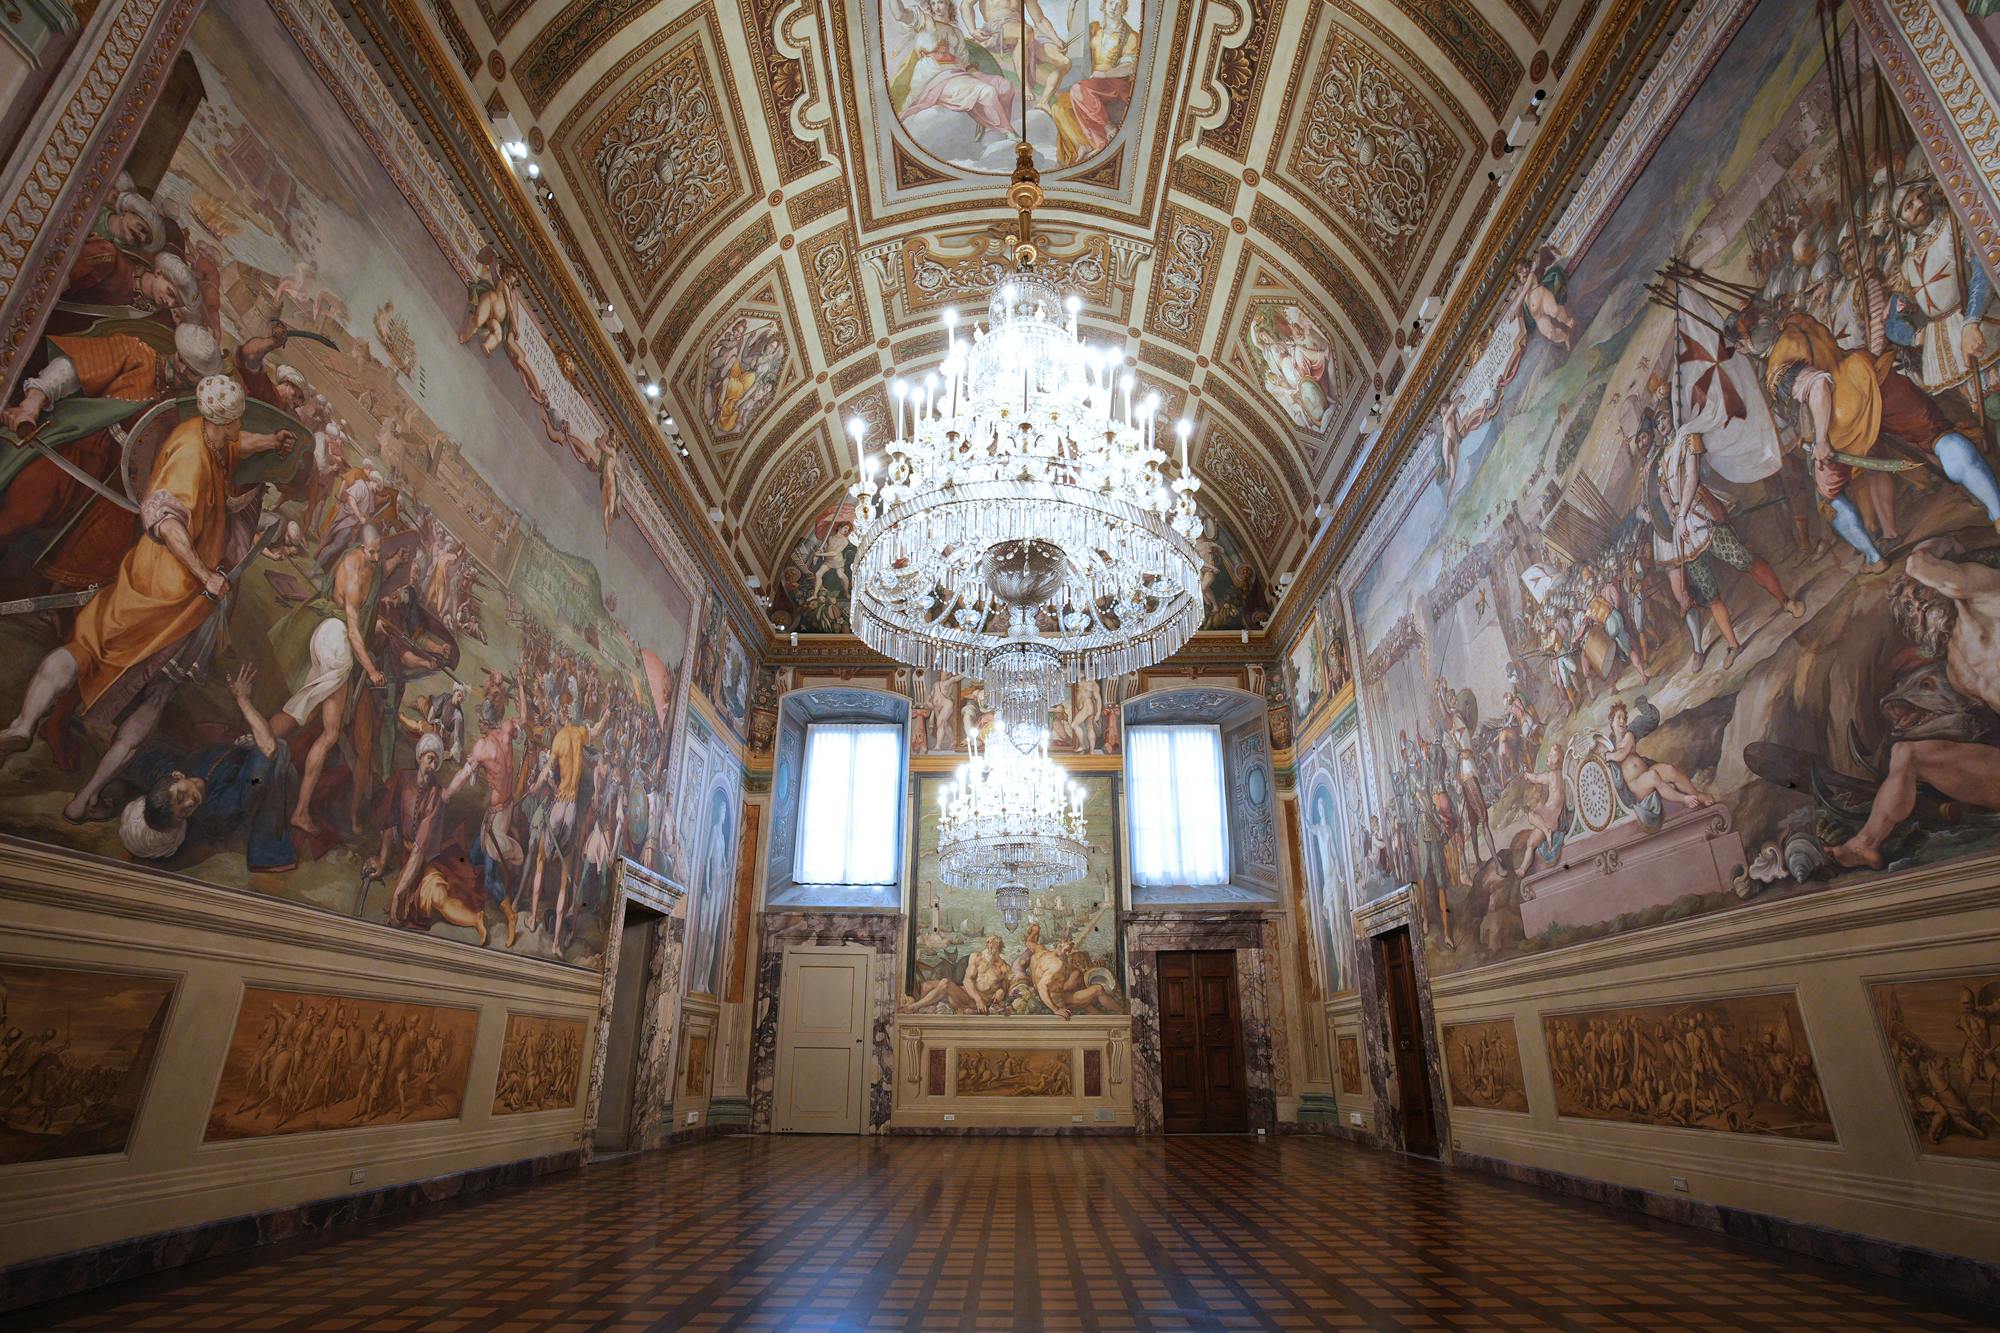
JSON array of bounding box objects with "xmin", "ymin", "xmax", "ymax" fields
[{"xmin": 0, "ymin": 0, "xmax": 1996, "ymax": 1326}]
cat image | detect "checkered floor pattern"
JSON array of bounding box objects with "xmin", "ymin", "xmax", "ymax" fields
[{"xmin": 11, "ymin": 1136, "xmax": 1983, "ymax": 1330}]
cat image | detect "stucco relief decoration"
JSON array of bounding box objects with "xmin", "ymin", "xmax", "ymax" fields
[
  {"xmin": 896, "ymin": 233, "xmax": 1127, "ymax": 315},
  {"xmin": 1148, "ymin": 208, "xmax": 1219, "ymax": 346},
  {"xmin": 1199, "ymin": 433, "xmax": 1284, "ymax": 543},
  {"xmin": 587, "ymin": 40, "xmax": 739, "ymax": 291},
  {"xmin": 802, "ymin": 227, "xmax": 871, "ymax": 360},
  {"xmin": 753, "ymin": 439, "xmax": 828, "ymax": 558},
  {"xmin": 1293, "ymin": 26, "xmax": 1452, "ymax": 280}
]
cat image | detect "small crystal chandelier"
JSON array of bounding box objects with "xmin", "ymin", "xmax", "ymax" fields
[
  {"xmin": 846, "ymin": 139, "xmax": 1204, "ymax": 715},
  {"xmin": 936, "ymin": 722, "xmax": 1088, "ymax": 931}
]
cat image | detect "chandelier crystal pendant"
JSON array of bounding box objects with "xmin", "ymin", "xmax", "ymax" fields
[
  {"xmin": 845, "ymin": 141, "xmax": 1205, "ymax": 724},
  {"xmin": 935, "ymin": 722, "xmax": 1089, "ymax": 931}
]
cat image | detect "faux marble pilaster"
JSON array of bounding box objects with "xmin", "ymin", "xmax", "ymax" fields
[
  {"xmin": 584, "ymin": 871, "xmax": 687, "ymax": 1158},
  {"xmin": 633, "ymin": 914, "xmax": 689, "ymax": 1150},
  {"xmin": 747, "ymin": 911, "xmax": 902, "ymax": 1133}
]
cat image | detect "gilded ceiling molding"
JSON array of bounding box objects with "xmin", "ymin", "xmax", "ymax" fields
[
  {"xmin": 786, "ymin": 178, "xmax": 847, "ymax": 229},
  {"xmin": 516, "ymin": 0, "xmax": 657, "ymax": 113},
  {"xmin": 1247, "ymin": 198, "xmax": 1389, "ymax": 357},
  {"xmin": 1202, "ymin": 374, "xmax": 1317, "ymax": 507},
  {"xmin": 0, "ymin": 0, "xmax": 202, "ymax": 387},
  {"xmin": 658, "ymin": 216, "xmax": 778, "ymax": 352},
  {"xmin": 553, "ymin": 9, "xmax": 754, "ymax": 322},
  {"xmin": 1386, "ymin": 0, "xmax": 1522, "ymax": 117},
  {"xmin": 1198, "ymin": 431, "xmax": 1288, "ymax": 546},
  {"xmin": 750, "ymin": 434, "xmax": 831, "ymax": 564},
  {"xmin": 1506, "ymin": 0, "xmax": 1558, "ymax": 41},
  {"xmin": 1145, "ymin": 204, "xmax": 1226, "ymax": 349},
  {"xmin": 471, "ymin": 0, "xmax": 535, "ymax": 41},
  {"xmin": 424, "ymin": 0, "xmax": 480, "ymax": 75},
  {"xmin": 731, "ymin": 392, "xmax": 821, "ymax": 514},
  {"xmin": 1273, "ymin": 0, "xmax": 1481, "ymax": 304},
  {"xmin": 799, "ymin": 223, "xmax": 873, "ymax": 363},
  {"xmin": 1554, "ymin": 0, "xmax": 1604, "ymax": 76},
  {"xmin": 878, "ymin": 230, "xmax": 1143, "ymax": 324},
  {"xmin": 1849, "ymin": 0, "xmax": 2000, "ymax": 272},
  {"xmin": 1198, "ymin": 0, "xmax": 1287, "ymax": 157},
  {"xmin": 1170, "ymin": 156, "xmax": 1242, "ymax": 212},
  {"xmin": 739, "ymin": 0, "xmax": 820, "ymax": 183}
]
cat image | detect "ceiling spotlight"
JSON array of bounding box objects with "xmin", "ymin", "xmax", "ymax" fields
[
  {"xmin": 525, "ymin": 162, "xmax": 540, "ymax": 178},
  {"xmin": 707, "ymin": 507, "xmax": 724, "ymax": 523},
  {"xmin": 505, "ymin": 139, "xmax": 528, "ymax": 159},
  {"xmin": 789, "ymin": 630, "xmax": 799, "ymax": 647},
  {"xmin": 643, "ymin": 381, "xmax": 661, "ymax": 399},
  {"xmin": 747, "ymin": 574, "xmax": 762, "ymax": 589},
  {"xmin": 664, "ymin": 415, "xmax": 675, "ymax": 428}
]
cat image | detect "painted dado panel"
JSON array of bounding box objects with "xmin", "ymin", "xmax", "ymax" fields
[
  {"xmin": 889, "ymin": 1014, "xmax": 1135, "ymax": 1131},
  {"xmin": 1428, "ymin": 860, "xmax": 2000, "ymax": 1266},
  {"xmin": 0, "ymin": 842, "xmax": 598, "ymax": 1270}
]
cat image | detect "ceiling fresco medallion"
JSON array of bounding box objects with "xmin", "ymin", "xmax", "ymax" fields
[{"xmin": 874, "ymin": 0, "xmax": 1156, "ymax": 177}]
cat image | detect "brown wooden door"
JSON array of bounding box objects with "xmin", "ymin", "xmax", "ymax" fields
[
  {"xmin": 1159, "ymin": 950, "xmax": 1249, "ymax": 1133},
  {"xmin": 1376, "ymin": 926, "xmax": 1439, "ymax": 1156}
]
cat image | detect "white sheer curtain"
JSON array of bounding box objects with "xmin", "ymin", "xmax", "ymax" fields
[
  {"xmin": 795, "ymin": 723, "xmax": 902, "ymax": 884},
  {"xmin": 1127, "ymin": 724, "xmax": 1230, "ymax": 886}
]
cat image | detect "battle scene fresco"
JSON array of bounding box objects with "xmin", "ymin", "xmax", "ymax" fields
[
  {"xmin": 878, "ymin": 0, "xmax": 1149, "ymax": 175},
  {"xmin": 1871, "ymin": 972, "xmax": 2000, "ymax": 1158},
  {"xmin": 903, "ymin": 771, "xmax": 1126, "ymax": 1016},
  {"xmin": 0, "ymin": 0, "xmax": 695, "ymax": 969},
  {"xmin": 1346, "ymin": 0, "xmax": 2000, "ymax": 976},
  {"xmin": 1286, "ymin": 586, "xmax": 1353, "ymax": 735},
  {"xmin": 204, "ymin": 988, "xmax": 478, "ymax": 1140},
  {"xmin": 1543, "ymin": 993, "xmax": 1833, "ymax": 1138},
  {"xmin": 692, "ymin": 591, "xmax": 751, "ymax": 746},
  {"xmin": 0, "ymin": 962, "xmax": 175, "ymax": 1166}
]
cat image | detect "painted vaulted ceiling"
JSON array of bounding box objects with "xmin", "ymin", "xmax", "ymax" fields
[{"xmin": 394, "ymin": 0, "xmax": 1596, "ymax": 648}]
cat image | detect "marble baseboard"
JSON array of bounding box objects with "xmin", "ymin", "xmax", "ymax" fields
[
  {"xmin": 1278, "ymin": 1118, "xmax": 1376, "ymax": 1147},
  {"xmin": 882, "ymin": 1124, "xmax": 1138, "ymax": 1137},
  {"xmin": 0, "ymin": 1148, "xmax": 583, "ymax": 1314},
  {"xmin": 707, "ymin": 1096, "xmax": 752, "ymax": 1128},
  {"xmin": 666, "ymin": 1121, "xmax": 741, "ymax": 1148},
  {"xmin": 1455, "ymin": 1151, "xmax": 2000, "ymax": 1304}
]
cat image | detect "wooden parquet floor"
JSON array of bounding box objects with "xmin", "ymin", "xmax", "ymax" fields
[{"xmin": 8, "ymin": 1136, "xmax": 1986, "ymax": 1331}]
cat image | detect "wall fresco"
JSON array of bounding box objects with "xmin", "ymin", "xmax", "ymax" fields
[
  {"xmin": 493, "ymin": 1012, "xmax": 586, "ymax": 1115},
  {"xmin": 1441, "ymin": 1018, "xmax": 1529, "ymax": 1112},
  {"xmin": 1872, "ymin": 971, "xmax": 2000, "ymax": 1157},
  {"xmin": 0, "ymin": 962, "xmax": 175, "ymax": 1166}
]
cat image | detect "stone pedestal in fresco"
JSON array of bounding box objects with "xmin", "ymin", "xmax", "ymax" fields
[{"xmin": 1520, "ymin": 804, "xmax": 1747, "ymax": 937}]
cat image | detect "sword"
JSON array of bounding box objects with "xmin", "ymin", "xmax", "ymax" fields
[
  {"xmin": 164, "ymin": 520, "xmax": 284, "ymax": 683},
  {"xmin": 0, "ymin": 586, "xmax": 100, "ymax": 616},
  {"xmin": 6, "ymin": 421, "xmax": 137, "ymax": 512}
]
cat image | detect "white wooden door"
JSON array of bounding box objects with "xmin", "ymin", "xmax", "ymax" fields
[{"xmin": 772, "ymin": 945, "xmax": 871, "ymax": 1134}]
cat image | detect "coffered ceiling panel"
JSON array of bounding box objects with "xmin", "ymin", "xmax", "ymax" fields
[{"xmin": 431, "ymin": 0, "xmax": 1580, "ymax": 642}]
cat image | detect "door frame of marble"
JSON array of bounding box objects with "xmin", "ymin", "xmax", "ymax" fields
[{"xmin": 772, "ymin": 943, "xmax": 873, "ymax": 1134}]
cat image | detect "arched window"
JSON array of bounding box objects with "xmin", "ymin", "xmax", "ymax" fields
[{"xmin": 764, "ymin": 688, "xmax": 909, "ymax": 910}]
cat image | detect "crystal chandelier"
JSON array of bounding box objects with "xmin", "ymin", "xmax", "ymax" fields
[
  {"xmin": 936, "ymin": 722, "xmax": 1089, "ymax": 931},
  {"xmin": 845, "ymin": 141, "xmax": 1205, "ymax": 717}
]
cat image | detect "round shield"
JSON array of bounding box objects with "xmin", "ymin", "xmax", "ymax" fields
[{"xmin": 1575, "ymin": 753, "xmax": 1618, "ymax": 833}]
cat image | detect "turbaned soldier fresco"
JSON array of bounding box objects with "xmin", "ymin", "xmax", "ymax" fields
[{"xmin": 0, "ymin": 0, "xmax": 696, "ymax": 969}]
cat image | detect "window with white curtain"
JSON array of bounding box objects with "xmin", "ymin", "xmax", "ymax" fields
[
  {"xmin": 794, "ymin": 722, "xmax": 903, "ymax": 885},
  {"xmin": 1127, "ymin": 724, "xmax": 1230, "ymax": 887}
]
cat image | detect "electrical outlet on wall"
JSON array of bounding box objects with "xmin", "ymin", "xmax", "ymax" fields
[
  {"xmin": 349, "ymin": 1167, "xmax": 367, "ymax": 1187},
  {"xmin": 1349, "ymin": 1111, "xmax": 1363, "ymax": 1126},
  {"xmin": 1071, "ymin": 1114, "xmax": 1083, "ymax": 1122},
  {"xmin": 942, "ymin": 1113, "xmax": 955, "ymax": 1122},
  {"xmin": 1671, "ymin": 1176, "xmax": 1690, "ymax": 1193}
]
